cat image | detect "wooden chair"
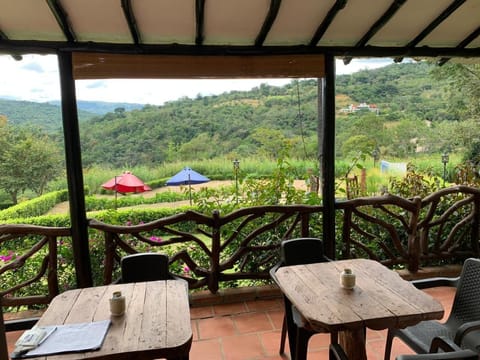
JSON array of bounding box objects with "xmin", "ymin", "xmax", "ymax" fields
[
  {"xmin": 270, "ymin": 238, "xmax": 337, "ymax": 360},
  {"xmin": 384, "ymin": 258, "xmax": 480, "ymax": 360},
  {"xmin": 120, "ymin": 253, "xmax": 175, "ymax": 283}
]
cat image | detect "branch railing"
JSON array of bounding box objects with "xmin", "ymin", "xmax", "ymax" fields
[{"xmin": 1, "ymin": 185, "xmax": 480, "ymax": 308}]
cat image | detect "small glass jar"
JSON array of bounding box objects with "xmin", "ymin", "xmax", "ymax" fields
[
  {"xmin": 340, "ymin": 268, "xmax": 356, "ymax": 289},
  {"xmin": 109, "ymin": 291, "xmax": 126, "ymax": 316}
]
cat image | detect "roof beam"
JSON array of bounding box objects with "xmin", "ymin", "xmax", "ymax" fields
[
  {"xmin": 394, "ymin": 0, "xmax": 467, "ymax": 62},
  {"xmin": 0, "ymin": 40, "xmax": 479, "ymax": 58},
  {"xmin": 438, "ymin": 26, "xmax": 480, "ymax": 65},
  {"xmin": 195, "ymin": 0, "xmax": 205, "ymax": 45},
  {"xmin": 121, "ymin": 0, "xmax": 141, "ymax": 45},
  {"xmin": 72, "ymin": 53, "xmax": 326, "ymax": 79},
  {"xmin": 46, "ymin": 0, "xmax": 76, "ymax": 43},
  {"xmin": 309, "ymin": 0, "xmax": 347, "ymax": 46},
  {"xmin": 0, "ymin": 28, "xmax": 22, "ymax": 60},
  {"xmin": 343, "ymin": 0, "xmax": 406, "ymax": 64},
  {"xmin": 255, "ymin": 0, "xmax": 281, "ymax": 46}
]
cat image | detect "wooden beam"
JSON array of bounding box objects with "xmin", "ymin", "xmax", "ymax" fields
[
  {"xmin": 395, "ymin": 0, "xmax": 467, "ymax": 62},
  {"xmin": 343, "ymin": 0, "xmax": 406, "ymax": 64},
  {"xmin": 255, "ymin": 0, "xmax": 282, "ymax": 46},
  {"xmin": 195, "ymin": 0, "xmax": 206, "ymax": 45},
  {"xmin": 46, "ymin": 0, "xmax": 76, "ymax": 42},
  {"xmin": 121, "ymin": 0, "xmax": 141, "ymax": 45},
  {"xmin": 72, "ymin": 53, "xmax": 325, "ymax": 79},
  {"xmin": 310, "ymin": 0, "xmax": 347, "ymax": 46},
  {"xmin": 438, "ymin": 26, "xmax": 480, "ymax": 65}
]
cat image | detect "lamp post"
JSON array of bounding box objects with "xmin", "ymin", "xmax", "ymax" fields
[
  {"xmin": 233, "ymin": 159, "xmax": 240, "ymax": 204},
  {"xmin": 442, "ymin": 152, "xmax": 449, "ymax": 186},
  {"xmin": 372, "ymin": 147, "xmax": 380, "ymax": 168}
]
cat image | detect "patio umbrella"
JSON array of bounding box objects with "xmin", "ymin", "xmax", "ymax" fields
[
  {"xmin": 166, "ymin": 167, "xmax": 210, "ymax": 204},
  {"xmin": 102, "ymin": 171, "xmax": 151, "ymax": 209}
]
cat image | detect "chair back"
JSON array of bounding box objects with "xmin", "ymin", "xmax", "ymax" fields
[
  {"xmin": 447, "ymin": 258, "xmax": 480, "ymax": 327},
  {"xmin": 120, "ymin": 253, "xmax": 172, "ymax": 283},
  {"xmin": 281, "ymin": 238, "xmax": 329, "ymax": 266}
]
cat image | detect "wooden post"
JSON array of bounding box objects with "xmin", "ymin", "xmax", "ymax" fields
[{"xmin": 57, "ymin": 51, "xmax": 93, "ymax": 288}]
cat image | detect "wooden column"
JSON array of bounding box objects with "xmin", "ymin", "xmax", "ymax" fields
[
  {"xmin": 0, "ymin": 301, "xmax": 7, "ymax": 360},
  {"xmin": 321, "ymin": 54, "xmax": 336, "ymax": 259},
  {"xmin": 57, "ymin": 51, "xmax": 93, "ymax": 288}
]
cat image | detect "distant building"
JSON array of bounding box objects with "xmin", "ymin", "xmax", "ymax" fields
[{"xmin": 340, "ymin": 102, "xmax": 379, "ymax": 115}]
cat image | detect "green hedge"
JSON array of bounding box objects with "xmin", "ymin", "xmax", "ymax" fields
[{"xmin": 0, "ymin": 190, "xmax": 68, "ymax": 221}]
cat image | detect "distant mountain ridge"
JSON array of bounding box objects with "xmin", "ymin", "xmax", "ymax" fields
[{"xmin": 0, "ymin": 98, "xmax": 145, "ymax": 132}]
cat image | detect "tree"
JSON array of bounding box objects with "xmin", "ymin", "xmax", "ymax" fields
[{"xmin": 0, "ymin": 127, "xmax": 63, "ymax": 204}]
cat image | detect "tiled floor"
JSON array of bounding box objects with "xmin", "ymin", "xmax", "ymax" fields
[{"xmin": 5, "ymin": 286, "xmax": 455, "ymax": 360}]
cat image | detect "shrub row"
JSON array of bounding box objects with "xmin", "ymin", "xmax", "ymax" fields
[{"xmin": 0, "ymin": 190, "xmax": 68, "ymax": 221}]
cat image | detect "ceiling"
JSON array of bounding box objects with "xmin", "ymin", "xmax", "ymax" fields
[{"xmin": 0, "ymin": 0, "xmax": 479, "ymax": 63}]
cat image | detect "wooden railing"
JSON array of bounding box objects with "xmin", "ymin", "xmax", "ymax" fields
[{"xmin": 1, "ymin": 185, "xmax": 480, "ymax": 308}]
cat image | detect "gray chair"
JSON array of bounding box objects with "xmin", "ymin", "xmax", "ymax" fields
[
  {"xmin": 384, "ymin": 258, "xmax": 480, "ymax": 360},
  {"xmin": 120, "ymin": 253, "xmax": 175, "ymax": 283},
  {"xmin": 270, "ymin": 238, "xmax": 337, "ymax": 360},
  {"xmin": 330, "ymin": 343, "xmax": 478, "ymax": 360}
]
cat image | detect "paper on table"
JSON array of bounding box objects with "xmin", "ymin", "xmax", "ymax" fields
[{"xmin": 24, "ymin": 320, "xmax": 111, "ymax": 357}]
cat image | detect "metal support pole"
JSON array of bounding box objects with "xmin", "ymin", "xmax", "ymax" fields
[
  {"xmin": 322, "ymin": 54, "xmax": 336, "ymax": 259},
  {"xmin": 57, "ymin": 51, "xmax": 93, "ymax": 288}
]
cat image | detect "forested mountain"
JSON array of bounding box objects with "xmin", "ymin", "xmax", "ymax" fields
[
  {"xmin": 49, "ymin": 100, "xmax": 144, "ymax": 115},
  {"xmin": 0, "ymin": 61, "xmax": 467, "ymax": 168},
  {"xmin": 79, "ymin": 61, "xmax": 457, "ymax": 167},
  {"xmin": 0, "ymin": 99, "xmax": 142, "ymax": 132}
]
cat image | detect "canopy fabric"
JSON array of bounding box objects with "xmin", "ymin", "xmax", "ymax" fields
[
  {"xmin": 0, "ymin": 0, "xmax": 478, "ymax": 63},
  {"xmin": 102, "ymin": 172, "xmax": 151, "ymax": 194},
  {"xmin": 166, "ymin": 167, "xmax": 210, "ymax": 186}
]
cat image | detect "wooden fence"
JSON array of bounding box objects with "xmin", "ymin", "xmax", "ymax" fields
[{"xmin": 1, "ymin": 185, "xmax": 479, "ymax": 308}]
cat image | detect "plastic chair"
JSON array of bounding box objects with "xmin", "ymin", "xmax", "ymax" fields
[
  {"xmin": 330, "ymin": 343, "xmax": 478, "ymax": 360},
  {"xmin": 270, "ymin": 238, "xmax": 337, "ymax": 360},
  {"xmin": 120, "ymin": 253, "xmax": 175, "ymax": 283},
  {"xmin": 384, "ymin": 258, "xmax": 480, "ymax": 360}
]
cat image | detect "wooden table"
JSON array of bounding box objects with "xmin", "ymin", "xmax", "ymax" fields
[
  {"xmin": 274, "ymin": 259, "xmax": 444, "ymax": 360},
  {"xmin": 33, "ymin": 280, "xmax": 192, "ymax": 359}
]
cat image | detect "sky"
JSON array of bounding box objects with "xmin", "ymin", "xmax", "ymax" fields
[{"xmin": 0, "ymin": 54, "xmax": 393, "ymax": 105}]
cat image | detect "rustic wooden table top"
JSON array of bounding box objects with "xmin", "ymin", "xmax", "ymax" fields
[
  {"xmin": 275, "ymin": 258, "xmax": 444, "ymax": 360},
  {"xmin": 34, "ymin": 280, "xmax": 192, "ymax": 360}
]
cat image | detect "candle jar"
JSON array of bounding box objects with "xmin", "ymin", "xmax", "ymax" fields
[
  {"xmin": 109, "ymin": 291, "xmax": 126, "ymax": 316},
  {"xmin": 340, "ymin": 268, "xmax": 356, "ymax": 289}
]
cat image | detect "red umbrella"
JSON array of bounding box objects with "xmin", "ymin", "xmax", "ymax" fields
[
  {"xmin": 102, "ymin": 172, "xmax": 151, "ymax": 194},
  {"xmin": 102, "ymin": 172, "xmax": 151, "ymax": 209}
]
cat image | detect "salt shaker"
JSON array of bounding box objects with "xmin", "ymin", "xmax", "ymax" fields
[
  {"xmin": 340, "ymin": 268, "xmax": 356, "ymax": 289},
  {"xmin": 109, "ymin": 291, "xmax": 126, "ymax": 316}
]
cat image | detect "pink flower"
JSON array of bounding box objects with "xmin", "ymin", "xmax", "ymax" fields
[
  {"xmin": 150, "ymin": 236, "xmax": 163, "ymax": 242},
  {"xmin": 183, "ymin": 266, "xmax": 190, "ymax": 274},
  {"xmin": 0, "ymin": 251, "xmax": 14, "ymax": 262}
]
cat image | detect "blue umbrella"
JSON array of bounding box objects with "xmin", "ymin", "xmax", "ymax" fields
[{"xmin": 166, "ymin": 167, "xmax": 210, "ymax": 204}]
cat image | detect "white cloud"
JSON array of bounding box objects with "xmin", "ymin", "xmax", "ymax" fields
[{"xmin": 0, "ymin": 54, "xmax": 394, "ymax": 105}]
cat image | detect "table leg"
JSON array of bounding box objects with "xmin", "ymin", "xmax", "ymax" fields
[{"xmin": 339, "ymin": 327, "xmax": 367, "ymax": 360}]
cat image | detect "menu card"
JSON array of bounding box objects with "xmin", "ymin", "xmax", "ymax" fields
[{"xmin": 12, "ymin": 320, "xmax": 111, "ymax": 358}]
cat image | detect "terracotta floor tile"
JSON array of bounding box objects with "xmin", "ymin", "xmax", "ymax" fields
[
  {"xmin": 234, "ymin": 312, "xmax": 275, "ymax": 334},
  {"xmin": 190, "ymin": 305, "xmax": 214, "ymax": 319},
  {"xmin": 259, "ymin": 330, "xmax": 283, "ymax": 357},
  {"xmin": 190, "ymin": 338, "xmax": 223, "ymax": 360},
  {"xmin": 198, "ymin": 316, "xmax": 237, "ymax": 340},
  {"xmin": 222, "ymin": 334, "xmax": 265, "ymax": 360},
  {"xmin": 214, "ymin": 302, "xmax": 248, "ymax": 316},
  {"xmin": 245, "ymin": 298, "xmax": 283, "ymax": 312},
  {"xmin": 266, "ymin": 309, "xmax": 285, "ymax": 330}
]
